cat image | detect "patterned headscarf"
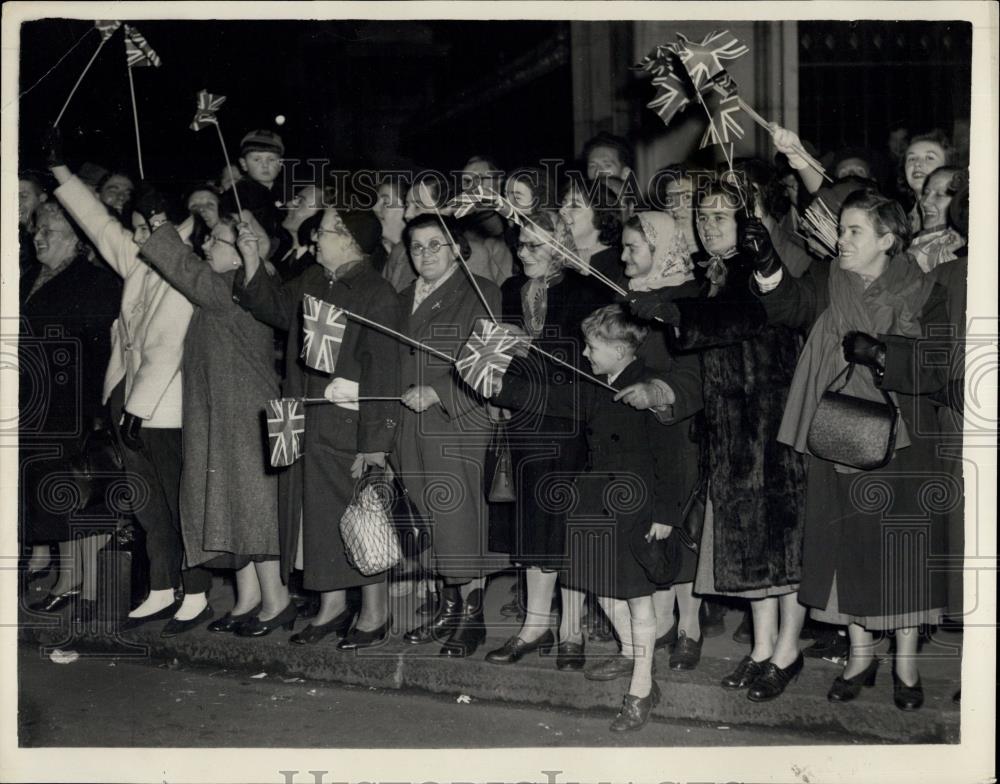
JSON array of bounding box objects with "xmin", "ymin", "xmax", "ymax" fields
[
  {"xmin": 627, "ymin": 211, "xmax": 695, "ymax": 292},
  {"xmin": 520, "ymin": 211, "xmax": 576, "ymax": 336}
]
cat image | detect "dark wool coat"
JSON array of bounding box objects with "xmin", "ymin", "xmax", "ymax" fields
[
  {"xmin": 495, "ymin": 357, "xmax": 689, "ymax": 599},
  {"xmin": 19, "ymin": 255, "xmax": 120, "ymax": 543},
  {"xmin": 395, "ymin": 269, "xmax": 504, "ymax": 579},
  {"xmin": 672, "ymin": 252, "xmax": 808, "ymax": 593},
  {"xmin": 233, "ymin": 259, "xmax": 402, "ymax": 590},
  {"xmin": 140, "ymin": 227, "xmax": 280, "ymax": 566},
  {"xmin": 758, "ymin": 260, "xmax": 952, "ymax": 619},
  {"xmin": 496, "ymin": 272, "xmax": 605, "ymax": 567}
]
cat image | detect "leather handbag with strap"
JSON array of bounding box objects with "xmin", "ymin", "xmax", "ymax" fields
[
  {"xmin": 68, "ymin": 423, "xmax": 126, "ymax": 512},
  {"xmin": 807, "ymin": 363, "xmax": 899, "ymax": 471},
  {"xmin": 487, "ymin": 423, "xmax": 516, "ymax": 503}
]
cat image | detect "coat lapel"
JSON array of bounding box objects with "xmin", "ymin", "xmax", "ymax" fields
[{"xmin": 406, "ymin": 268, "xmax": 469, "ymax": 337}]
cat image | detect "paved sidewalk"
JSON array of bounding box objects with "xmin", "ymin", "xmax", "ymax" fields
[{"xmin": 18, "ymin": 574, "xmax": 962, "ymax": 744}]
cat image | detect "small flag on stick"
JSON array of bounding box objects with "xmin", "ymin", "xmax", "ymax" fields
[
  {"xmin": 455, "ymin": 319, "xmax": 522, "ymax": 397},
  {"xmin": 124, "ymin": 24, "xmax": 161, "ymax": 68},
  {"xmin": 700, "ymin": 96, "xmax": 746, "ymax": 148},
  {"xmin": 301, "ymin": 294, "xmax": 347, "ymax": 373},
  {"xmin": 674, "ymin": 30, "xmax": 749, "ymax": 90},
  {"xmin": 190, "ymin": 90, "xmax": 226, "ymax": 131},
  {"xmin": 96, "ymin": 20, "xmax": 121, "ymax": 41},
  {"xmin": 266, "ymin": 399, "xmax": 305, "ymax": 467}
]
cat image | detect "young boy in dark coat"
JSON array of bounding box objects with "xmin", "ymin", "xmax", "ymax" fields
[{"xmin": 491, "ymin": 304, "xmax": 698, "ymax": 732}]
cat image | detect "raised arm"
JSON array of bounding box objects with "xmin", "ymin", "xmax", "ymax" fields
[{"xmin": 140, "ymin": 224, "xmax": 234, "ymax": 310}]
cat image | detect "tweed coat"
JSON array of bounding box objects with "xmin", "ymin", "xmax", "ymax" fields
[{"xmin": 140, "ymin": 226, "xmax": 280, "ymax": 566}]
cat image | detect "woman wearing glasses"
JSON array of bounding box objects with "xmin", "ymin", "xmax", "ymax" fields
[
  {"xmin": 396, "ymin": 213, "xmax": 505, "ymax": 658},
  {"xmin": 232, "ymin": 207, "xmax": 402, "ymax": 648},
  {"xmin": 483, "ymin": 211, "xmax": 603, "ymax": 669}
]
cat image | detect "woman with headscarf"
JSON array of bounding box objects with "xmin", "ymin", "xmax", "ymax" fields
[
  {"xmin": 753, "ymin": 190, "xmax": 951, "ymax": 710},
  {"xmin": 483, "ymin": 211, "xmax": 603, "ymax": 669},
  {"xmin": 620, "ymin": 212, "xmax": 704, "ymax": 669}
]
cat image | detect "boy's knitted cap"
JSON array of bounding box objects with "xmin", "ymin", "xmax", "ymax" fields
[{"xmin": 240, "ymin": 129, "xmax": 284, "ymax": 156}]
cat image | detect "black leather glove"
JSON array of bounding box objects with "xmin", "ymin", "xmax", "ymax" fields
[
  {"xmin": 738, "ymin": 216, "xmax": 780, "ymax": 277},
  {"xmin": 135, "ymin": 187, "xmax": 170, "ymax": 229},
  {"xmin": 119, "ymin": 412, "xmax": 144, "ymax": 451},
  {"xmin": 842, "ymin": 331, "xmax": 886, "ymax": 375},
  {"xmin": 626, "ymin": 291, "xmax": 681, "ymax": 325},
  {"xmin": 43, "ymin": 126, "xmax": 65, "ymax": 169}
]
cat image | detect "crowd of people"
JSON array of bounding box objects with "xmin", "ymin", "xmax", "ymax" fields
[{"xmin": 18, "ymin": 106, "xmax": 968, "ymax": 732}]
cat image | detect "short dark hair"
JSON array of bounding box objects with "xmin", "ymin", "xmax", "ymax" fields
[
  {"xmin": 505, "ymin": 167, "xmax": 552, "ymax": 212},
  {"xmin": 841, "ymin": 189, "xmax": 912, "ymax": 257},
  {"xmin": 582, "ymin": 132, "xmax": 634, "ymax": 173},
  {"xmin": 403, "ymin": 213, "xmax": 471, "ymax": 262},
  {"xmin": 561, "ymin": 174, "xmax": 624, "ymax": 247}
]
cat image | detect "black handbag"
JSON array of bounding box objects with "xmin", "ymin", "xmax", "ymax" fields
[
  {"xmin": 676, "ymin": 476, "xmax": 707, "ymax": 554},
  {"xmin": 67, "ymin": 425, "xmax": 126, "ymax": 511},
  {"xmin": 807, "ymin": 363, "xmax": 899, "ymax": 471},
  {"xmin": 487, "ymin": 423, "xmax": 516, "ymax": 503}
]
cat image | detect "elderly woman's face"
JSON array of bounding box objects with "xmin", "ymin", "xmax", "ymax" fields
[
  {"xmin": 621, "ymin": 226, "xmax": 655, "ymax": 279},
  {"xmin": 904, "ymin": 141, "xmax": 946, "ymax": 195},
  {"xmin": 99, "ymin": 175, "xmax": 134, "ymax": 215},
  {"xmin": 517, "ymin": 226, "xmax": 558, "ymax": 279},
  {"xmin": 696, "ymin": 195, "xmax": 738, "ymax": 256},
  {"xmin": 409, "ymin": 225, "xmax": 457, "ymax": 284},
  {"xmin": 201, "ymin": 221, "xmax": 242, "ymax": 274},
  {"xmin": 187, "ymin": 189, "xmax": 221, "ymax": 228},
  {"xmin": 920, "ymin": 170, "xmax": 954, "ymax": 230},
  {"xmin": 33, "ymin": 211, "xmax": 79, "ymax": 269},
  {"xmin": 837, "ymin": 207, "xmax": 891, "ymax": 275},
  {"xmin": 558, "ymin": 187, "xmax": 596, "ymax": 240}
]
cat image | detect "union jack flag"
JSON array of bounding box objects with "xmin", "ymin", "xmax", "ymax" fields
[
  {"xmin": 452, "ymin": 184, "xmax": 489, "ymax": 219},
  {"xmin": 123, "ymin": 24, "xmax": 161, "ymax": 68},
  {"xmin": 455, "ymin": 319, "xmax": 521, "ymax": 397},
  {"xmin": 95, "ymin": 20, "xmax": 121, "ymax": 42},
  {"xmin": 699, "ymin": 96, "xmax": 746, "ymax": 149},
  {"xmin": 266, "ymin": 398, "xmax": 304, "ymax": 467},
  {"xmin": 674, "ymin": 30, "xmax": 748, "ymax": 90},
  {"xmin": 190, "ymin": 89, "xmax": 227, "ymax": 131},
  {"xmin": 646, "ymin": 68, "xmax": 692, "ymax": 125},
  {"xmin": 710, "ymin": 71, "xmax": 740, "ymax": 100},
  {"xmin": 301, "ymin": 294, "xmax": 347, "ymax": 374}
]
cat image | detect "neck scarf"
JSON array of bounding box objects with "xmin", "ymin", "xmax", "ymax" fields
[
  {"xmin": 778, "ymin": 253, "xmax": 935, "ymax": 473},
  {"xmin": 908, "ymin": 226, "xmax": 965, "ymax": 273},
  {"xmin": 697, "ymin": 247, "xmax": 738, "ymax": 296},
  {"xmin": 627, "ymin": 211, "xmax": 696, "ymax": 292},
  {"xmin": 519, "ymin": 212, "xmax": 576, "ymax": 335},
  {"xmin": 412, "ymin": 261, "xmax": 459, "ymax": 313}
]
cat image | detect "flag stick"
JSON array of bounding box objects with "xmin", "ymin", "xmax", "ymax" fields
[
  {"xmin": 212, "ymin": 120, "xmax": 244, "ymax": 215},
  {"xmin": 727, "ymin": 93, "xmax": 832, "ymax": 184},
  {"xmin": 431, "ymin": 204, "xmax": 499, "ymax": 325},
  {"xmin": 340, "ymin": 308, "xmax": 456, "ymax": 364},
  {"xmin": 518, "ymin": 341, "xmax": 617, "ymax": 392},
  {"xmin": 126, "ymin": 65, "xmax": 145, "ymax": 179},
  {"xmin": 54, "ymin": 33, "xmax": 107, "ymax": 127},
  {"xmin": 300, "ymin": 396, "xmax": 402, "ymax": 405}
]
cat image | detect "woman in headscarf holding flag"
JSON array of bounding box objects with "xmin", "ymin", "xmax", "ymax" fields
[
  {"xmin": 752, "ymin": 189, "xmax": 952, "ymax": 711},
  {"xmin": 233, "ymin": 207, "xmax": 402, "ymax": 649},
  {"xmin": 627, "ymin": 173, "xmax": 810, "ymax": 703}
]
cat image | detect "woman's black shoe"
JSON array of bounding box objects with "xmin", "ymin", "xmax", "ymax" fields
[
  {"xmin": 485, "ymin": 629, "xmax": 556, "ymax": 664},
  {"xmin": 669, "ymin": 632, "xmax": 703, "ymax": 670},
  {"xmin": 654, "ymin": 626, "xmax": 677, "ymax": 651},
  {"xmin": 556, "ymin": 639, "xmax": 586, "ymax": 670},
  {"xmin": 747, "ymin": 652, "xmax": 804, "ymax": 702},
  {"xmin": 119, "ymin": 600, "xmax": 182, "ymax": 632},
  {"xmin": 721, "ymin": 655, "xmax": 768, "ymax": 690},
  {"xmin": 30, "ymin": 587, "xmax": 81, "ymax": 613},
  {"xmin": 289, "ymin": 607, "xmax": 354, "ymax": 645},
  {"xmin": 610, "ymin": 681, "xmax": 661, "ymax": 732},
  {"xmin": 892, "ymin": 670, "xmax": 924, "ymax": 711},
  {"xmin": 208, "ymin": 603, "xmax": 262, "ymax": 633},
  {"xmin": 828, "ymin": 659, "xmax": 879, "ymax": 702},
  {"xmin": 236, "ymin": 602, "xmax": 296, "ymax": 637},
  {"xmin": 337, "ymin": 616, "xmax": 392, "ymax": 651},
  {"xmin": 404, "ymin": 585, "xmax": 462, "ymax": 644},
  {"xmin": 440, "ymin": 590, "xmax": 486, "ymax": 657},
  {"xmin": 161, "ymin": 604, "xmax": 214, "ymax": 638}
]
